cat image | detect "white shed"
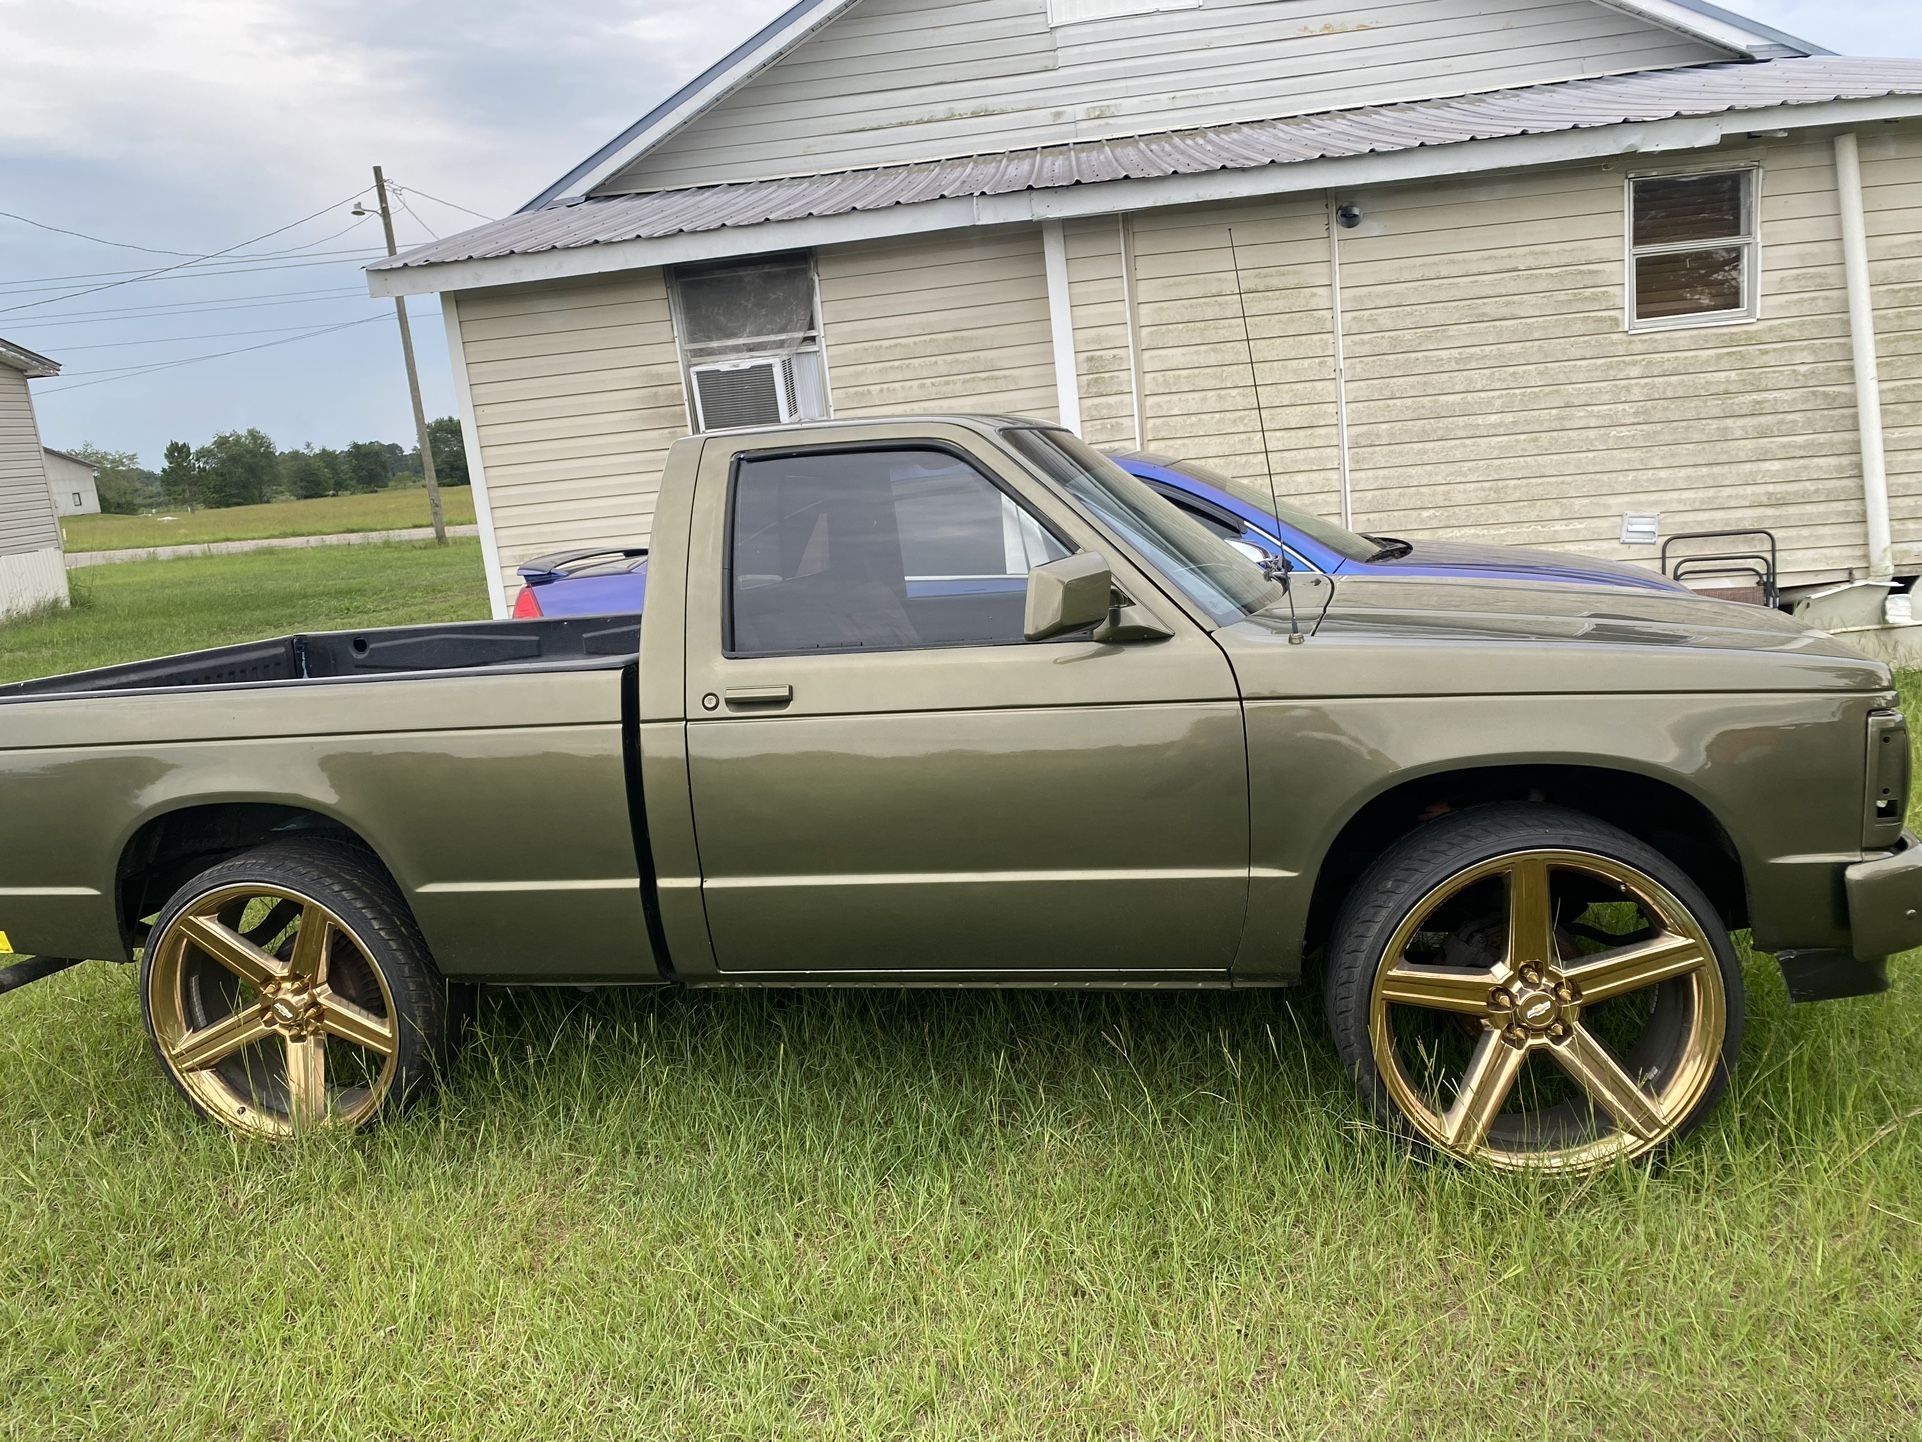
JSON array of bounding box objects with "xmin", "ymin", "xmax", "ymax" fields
[
  {"xmin": 0, "ymin": 339, "xmax": 69, "ymax": 620},
  {"xmin": 42, "ymin": 448, "xmax": 100, "ymax": 518}
]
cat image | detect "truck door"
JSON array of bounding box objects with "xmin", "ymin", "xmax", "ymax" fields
[{"xmin": 677, "ymin": 425, "xmax": 1250, "ymax": 982}]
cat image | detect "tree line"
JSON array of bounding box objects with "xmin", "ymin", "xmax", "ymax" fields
[{"xmin": 66, "ymin": 417, "xmax": 470, "ymax": 514}]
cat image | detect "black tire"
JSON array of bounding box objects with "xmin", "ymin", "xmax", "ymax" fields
[
  {"xmin": 140, "ymin": 837, "xmax": 455, "ymax": 1137},
  {"xmin": 1323, "ymin": 803, "xmax": 1744, "ymax": 1171}
]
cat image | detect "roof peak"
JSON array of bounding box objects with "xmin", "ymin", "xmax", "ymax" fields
[{"xmin": 524, "ymin": 0, "xmax": 1823, "ymax": 216}]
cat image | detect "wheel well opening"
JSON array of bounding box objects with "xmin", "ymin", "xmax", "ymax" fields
[
  {"xmin": 117, "ymin": 805, "xmax": 386, "ymax": 951},
  {"xmin": 1303, "ymin": 766, "xmax": 1748, "ymax": 957}
]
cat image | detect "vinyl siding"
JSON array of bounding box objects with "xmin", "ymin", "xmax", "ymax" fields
[
  {"xmin": 816, "ymin": 227, "xmax": 1060, "ymax": 419},
  {"xmin": 1127, "ymin": 195, "xmax": 1345, "ymax": 520},
  {"xmin": 43, "ymin": 450, "xmax": 99, "ymax": 516},
  {"xmin": 600, "ymin": 0, "xmax": 1724, "ymax": 193},
  {"xmin": 1065, "ymin": 217, "xmax": 1140, "ymax": 450},
  {"xmin": 0, "ymin": 367, "xmax": 62, "ymax": 558},
  {"xmin": 1332, "ymin": 140, "xmax": 1870, "ymax": 585},
  {"xmin": 454, "ymin": 272, "xmax": 688, "ymax": 596},
  {"xmin": 1863, "ymin": 126, "xmax": 1922, "ymax": 567},
  {"xmin": 0, "ymin": 547, "xmax": 68, "ymax": 620}
]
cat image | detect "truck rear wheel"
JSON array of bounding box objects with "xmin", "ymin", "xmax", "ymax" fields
[
  {"xmin": 140, "ymin": 838, "xmax": 454, "ymax": 1140},
  {"xmin": 1323, "ymin": 804, "xmax": 1743, "ymax": 1173}
]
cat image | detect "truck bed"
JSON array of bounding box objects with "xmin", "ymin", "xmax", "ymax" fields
[{"xmin": 0, "ymin": 615, "xmax": 642, "ymax": 700}]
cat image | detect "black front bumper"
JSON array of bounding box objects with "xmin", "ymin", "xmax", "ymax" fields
[{"xmin": 1777, "ymin": 832, "xmax": 1922, "ymax": 1002}]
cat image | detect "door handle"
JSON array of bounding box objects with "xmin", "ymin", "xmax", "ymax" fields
[{"xmin": 724, "ymin": 685, "xmax": 793, "ymax": 708}]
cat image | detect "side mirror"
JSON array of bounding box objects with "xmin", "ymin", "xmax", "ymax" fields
[{"xmin": 1024, "ymin": 553, "xmax": 1115, "ymax": 642}]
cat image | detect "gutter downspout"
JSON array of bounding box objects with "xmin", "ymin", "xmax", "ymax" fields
[
  {"xmin": 1041, "ymin": 220, "xmax": 1084, "ymax": 435},
  {"xmin": 1834, "ymin": 131, "xmax": 1895, "ymax": 587}
]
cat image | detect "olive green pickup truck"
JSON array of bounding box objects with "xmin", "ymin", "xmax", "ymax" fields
[{"xmin": 2, "ymin": 417, "xmax": 1916, "ymax": 1173}]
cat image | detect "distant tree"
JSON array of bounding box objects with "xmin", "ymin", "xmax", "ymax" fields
[
  {"xmin": 344, "ymin": 440, "xmax": 396, "ymax": 493},
  {"xmin": 196, "ymin": 428, "xmax": 277, "ymax": 508},
  {"xmin": 427, "ymin": 416, "xmax": 470, "ymax": 487},
  {"xmin": 159, "ymin": 439, "xmax": 200, "ymax": 512},
  {"xmin": 279, "ymin": 447, "xmax": 333, "ymax": 500},
  {"xmin": 63, "ymin": 443, "xmax": 150, "ymax": 514}
]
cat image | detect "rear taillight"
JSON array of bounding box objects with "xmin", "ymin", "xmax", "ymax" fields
[
  {"xmin": 1866, "ymin": 710, "xmax": 1910, "ymax": 847},
  {"xmin": 511, "ymin": 585, "xmax": 543, "ymax": 618}
]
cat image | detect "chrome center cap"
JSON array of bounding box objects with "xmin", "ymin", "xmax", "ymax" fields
[
  {"xmin": 262, "ymin": 981, "xmax": 319, "ymax": 1034},
  {"xmin": 1494, "ymin": 964, "xmax": 1579, "ymax": 1042}
]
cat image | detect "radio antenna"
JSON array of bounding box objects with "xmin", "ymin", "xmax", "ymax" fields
[
  {"xmin": 1227, "ymin": 225, "xmax": 1305, "ymax": 643},
  {"xmin": 1227, "ymin": 226, "xmax": 1284, "ymax": 533}
]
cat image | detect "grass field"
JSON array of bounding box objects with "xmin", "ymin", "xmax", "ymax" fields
[
  {"xmin": 59, "ymin": 487, "xmax": 479, "ymax": 553},
  {"xmin": 0, "ymin": 561, "xmax": 1918, "ymax": 1438},
  {"xmin": 0, "ymin": 541, "xmax": 489, "ymax": 684}
]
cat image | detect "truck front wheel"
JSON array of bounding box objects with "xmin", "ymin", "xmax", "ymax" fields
[
  {"xmin": 1323, "ymin": 804, "xmax": 1743, "ymax": 1173},
  {"xmin": 140, "ymin": 839, "xmax": 456, "ymax": 1140}
]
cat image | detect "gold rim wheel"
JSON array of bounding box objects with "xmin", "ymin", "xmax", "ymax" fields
[
  {"xmin": 147, "ymin": 884, "xmax": 400, "ymax": 1139},
  {"xmin": 1367, "ymin": 848, "xmax": 1726, "ymax": 1173}
]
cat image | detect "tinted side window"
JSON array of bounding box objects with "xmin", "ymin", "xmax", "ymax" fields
[{"xmin": 729, "ymin": 448, "xmax": 1068, "ymax": 656}]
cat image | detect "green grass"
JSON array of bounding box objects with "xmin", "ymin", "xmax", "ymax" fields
[
  {"xmin": 0, "ymin": 541, "xmax": 490, "ymax": 685},
  {"xmin": 60, "ymin": 487, "xmax": 479, "ymax": 552},
  {"xmin": 0, "ymin": 575, "xmax": 1918, "ymax": 1438}
]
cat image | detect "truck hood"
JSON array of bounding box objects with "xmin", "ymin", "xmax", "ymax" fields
[{"xmin": 1221, "ymin": 572, "xmax": 1890, "ymax": 696}]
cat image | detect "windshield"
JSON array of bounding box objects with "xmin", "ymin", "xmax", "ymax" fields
[
  {"xmin": 1003, "ymin": 428, "xmax": 1287, "ymax": 626},
  {"xmin": 1126, "ymin": 452, "xmax": 1381, "ymax": 564}
]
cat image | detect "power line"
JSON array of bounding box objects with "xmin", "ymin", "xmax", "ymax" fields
[
  {"xmin": 35, "ymin": 316, "xmax": 389, "ymax": 394},
  {"xmin": 44, "ymin": 316, "xmax": 389, "ymax": 350},
  {"xmin": 0, "ymin": 208, "xmax": 377, "ymax": 264},
  {"xmin": 390, "ymin": 183, "xmax": 494, "ymax": 224},
  {"xmin": 0, "ymin": 246, "xmax": 382, "ymax": 289},
  {"xmin": 393, "ymin": 194, "xmax": 441, "ymax": 241},
  {"xmin": 0, "ymin": 185, "xmax": 373, "ymax": 318},
  {"xmin": 0, "ymin": 251, "xmax": 387, "ymax": 297},
  {"xmin": 10, "ymin": 288, "xmax": 372, "ymax": 327}
]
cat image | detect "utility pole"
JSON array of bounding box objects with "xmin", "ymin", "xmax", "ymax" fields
[{"xmin": 369, "ymin": 165, "xmax": 446, "ymax": 544}]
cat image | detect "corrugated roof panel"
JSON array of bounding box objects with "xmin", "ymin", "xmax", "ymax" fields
[{"xmin": 374, "ymin": 56, "xmax": 1922, "ymax": 271}]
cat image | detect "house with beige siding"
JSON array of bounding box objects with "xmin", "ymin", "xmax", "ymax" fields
[
  {"xmin": 0, "ymin": 339, "xmax": 69, "ymax": 620},
  {"xmin": 369, "ymin": 0, "xmax": 1922, "ymax": 642}
]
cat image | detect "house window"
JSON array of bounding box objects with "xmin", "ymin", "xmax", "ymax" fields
[
  {"xmin": 72, "ymin": 493, "xmax": 82, "ymax": 507},
  {"xmin": 669, "ymin": 253, "xmax": 829, "ymax": 430},
  {"xmin": 1627, "ymin": 168, "xmax": 1758, "ymax": 331},
  {"xmin": 1048, "ymin": 0, "xmax": 1200, "ymax": 24}
]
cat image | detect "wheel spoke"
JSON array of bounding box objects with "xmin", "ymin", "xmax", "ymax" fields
[
  {"xmin": 172, "ymin": 1006, "xmax": 273, "ymax": 1072},
  {"xmin": 315, "ymin": 988, "xmax": 396, "ymax": 1056},
  {"xmin": 1506, "ymin": 855, "xmax": 1558, "ymax": 970},
  {"xmin": 288, "ymin": 905, "xmax": 331, "ymax": 986},
  {"xmin": 1378, "ymin": 963, "xmax": 1499, "ymax": 1016},
  {"xmin": 179, "ymin": 914, "xmax": 285, "ymax": 988},
  {"xmin": 1553, "ymin": 1023, "xmax": 1667, "ymax": 1140},
  {"xmin": 1442, "ymin": 1029, "xmax": 1527, "ymax": 1151},
  {"xmin": 1563, "ymin": 933, "xmax": 1706, "ymax": 1005},
  {"xmin": 285, "ymin": 1037, "xmax": 328, "ymax": 1126}
]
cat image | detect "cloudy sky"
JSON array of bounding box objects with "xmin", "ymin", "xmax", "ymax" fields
[{"xmin": 2, "ymin": 0, "xmax": 1918, "ymax": 467}]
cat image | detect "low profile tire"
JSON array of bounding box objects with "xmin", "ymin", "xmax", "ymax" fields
[
  {"xmin": 140, "ymin": 838, "xmax": 452, "ymax": 1140},
  {"xmin": 1324, "ymin": 804, "xmax": 1743, "ymax": 1174}
]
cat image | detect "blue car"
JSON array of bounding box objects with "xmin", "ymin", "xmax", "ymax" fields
[
  {"xmin": 1114, "ymin": 452, "xmax": 1683, "ymax": 594},
  {"xmin": 510, "ymin": 450, "xmax": 1680, "ymax": 617}
]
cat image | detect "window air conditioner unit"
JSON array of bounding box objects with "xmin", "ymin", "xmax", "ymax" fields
[{"xmin": 690, "ymin": 356, "xmax": 800, "ymax": 431}]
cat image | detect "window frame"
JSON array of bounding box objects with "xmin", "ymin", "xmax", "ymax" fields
[
  {"xmin": 667, "ymin": 252, "xmax": 834, "ymax": 430},
  {"xmin": 720, "ymin": 439, "xmax": 1078, "ymax": 661},
  {"xmin": 1624, "ymin": 163, "xmax": 1762, "ymax": 335},
  {"xmin": 1047, "ymin": 0, "xmax": 1200, "ymax": 25}
]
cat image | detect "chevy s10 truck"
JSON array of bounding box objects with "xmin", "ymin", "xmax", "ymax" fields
[{"xmin": 1, "ymin": 416, "xmax": 1915, "ymax": 1174}]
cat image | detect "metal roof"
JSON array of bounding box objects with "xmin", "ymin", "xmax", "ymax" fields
[
  {"xmin": 0, "ymin": 337, "xmax": 58, "ymax": 377},
  {"xmin": 517, "ymin": 0, "xmax": 1825, "ymax": 214},
  {"xmin": 375, "ymin": 57, "xmax": 1922, "ymax": 274}
]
